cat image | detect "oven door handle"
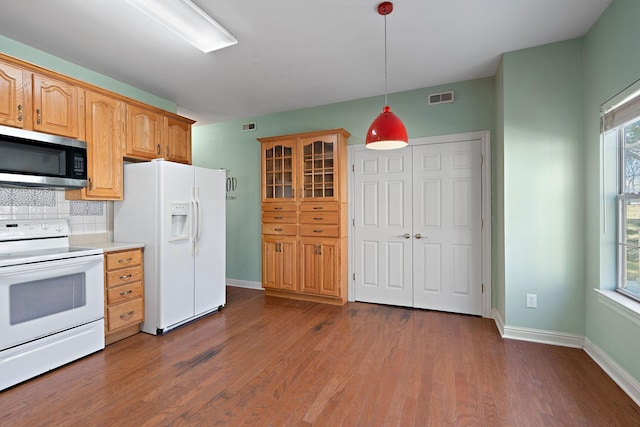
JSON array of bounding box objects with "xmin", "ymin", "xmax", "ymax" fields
[{"xmin": 0, "ymin": 254, "xmax": 104, "ymax": 275}]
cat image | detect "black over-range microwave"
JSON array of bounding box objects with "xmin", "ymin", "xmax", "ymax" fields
[{"xmin": 0, "ymin": 124, "xmax": 88, "ymax": 189}]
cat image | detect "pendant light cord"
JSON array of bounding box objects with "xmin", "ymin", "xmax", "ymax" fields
[{"xmin": 384, "ymin": 13, "xmax": 388, "ymax": 106}]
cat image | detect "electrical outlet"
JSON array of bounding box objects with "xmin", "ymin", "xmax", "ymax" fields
[{"xmin": 526, "ymin": 294, "xmax": 537, "ymax": 308}]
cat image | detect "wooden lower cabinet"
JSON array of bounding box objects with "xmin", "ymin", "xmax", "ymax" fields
[
  {"xmin": 299, "ymin": 239, "xmax": 339, "ymax": 297},
  {"xmin": 104, "ymin": 248, "xmax": 144, "ymax": 344},
  {"xmin": 262, "ymin": 236, "xmax": 297, "ymax": 292}
]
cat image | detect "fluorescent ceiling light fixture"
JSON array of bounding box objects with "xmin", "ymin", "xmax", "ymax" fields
[{"xmin": 126, "ymin": 0, "xmax": 237, "ymax": 52}]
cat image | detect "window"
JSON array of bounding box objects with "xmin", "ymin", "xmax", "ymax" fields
[{"xmin": 607, "ymin": 88, "xmax": 640, "ymax": 302}]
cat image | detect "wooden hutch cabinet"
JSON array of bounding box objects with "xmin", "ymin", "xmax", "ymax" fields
[{"xmin": 259, "ymin": 128, "xmax": 350, "ymax": 305}]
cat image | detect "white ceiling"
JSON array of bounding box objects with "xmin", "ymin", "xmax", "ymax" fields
[{"xmin": 0, "ymin": 0, "xmax": 611, "ymax": 125}]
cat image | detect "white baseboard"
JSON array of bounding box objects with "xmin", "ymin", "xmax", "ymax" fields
[
  {"xmin": 226, "ymin": 279, "xmax": 263, "ymax": 290},
  {"xmin": 584, "ymin": 338, "xmax": 640, "ymax": 407},
  {"xmin": 502, "ymin": 325, "xmax": 585, "ymax": 348},
  {"xmin": 491, "ymin": 311, "xmax": 640, "ymax": 407}
]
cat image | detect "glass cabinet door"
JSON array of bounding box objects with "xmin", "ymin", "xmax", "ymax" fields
[
  {"xmin": 263, "ymin": 141, "xmax": 295, "ymax": 201},
  {"xmin": 300, "ymin": 134, "xmax": 337, "ymax": 201}
]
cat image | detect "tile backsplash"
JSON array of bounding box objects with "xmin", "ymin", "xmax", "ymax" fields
[{"xmin": 0, "ymin": 187, "xmax": 108, "ymax": 235}]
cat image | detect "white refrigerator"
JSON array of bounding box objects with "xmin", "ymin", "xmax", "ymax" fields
[{"xmin": 114, "ymin": 159, "xmax": 226, "ymax": 335}]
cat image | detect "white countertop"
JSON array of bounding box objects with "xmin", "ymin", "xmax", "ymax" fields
[{"xmin": 79, "ymin": 241, "xmax": 145, "ymax": 252}]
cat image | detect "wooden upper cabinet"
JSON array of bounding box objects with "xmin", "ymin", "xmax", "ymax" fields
[
  {"xmin": 125, "ymin": 104, "xmax": 164, "ymax": 160},
  {"xmin": 260, "ymin": 139, "xmax": 297, "ymax": 203},
  {"xmin": 299, "ymin": 133, "xmax": 341, "ymax": 203},
  {"xmin": 32, "ymin": 73, "xmax": 83, "ymax": 139},
  {"xmin": 259, "ymin": 130, "xmax": 348, "ymax": 204},
  {"xmin": 166, "ymin": 116, "xmax": 192, "ymax": 164},
  {"xmin": 0, "ymin": 59, "xmax": 27, "ymax": 128},
  {"xmin": 66, "ymin": 91, "xmax": 124, "ymax": 200}
]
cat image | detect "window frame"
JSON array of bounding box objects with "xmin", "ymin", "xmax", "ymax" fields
[{"xmin": 616, "ymin": 116, "xmax": 640, "ymax": 303}]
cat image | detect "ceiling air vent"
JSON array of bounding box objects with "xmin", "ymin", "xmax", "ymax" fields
[
  {"xmin": 241, "ymin": 122, "xmax": 257, "ymax": 132},
  {"xmin": 428, "ymin": 91, "xmax": 455, "ymax": 105}
]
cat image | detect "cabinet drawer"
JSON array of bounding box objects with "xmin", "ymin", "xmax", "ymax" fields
[
  {"xmin": 107, "ymin": 298, "xmax": 143, "ymax": 331},
  {"xmin": 262, "ymin": 211, "xmax": 296, "ymax": 223},
  {"xmin": 106, "ymin": 265, "xmax": 143, "ymax": 288},
  {"xmin": 106, "ymin": 249, "xmax": 142, "ymax": 270},
  {"xmin": 299, "ymin": 225, "xmax": 340, "ymax": 238},
  {"xmin": 299, "ymin": 203, "xmax": 339, "ymax": 212},
  {"xmin": 299, "ymin": 211, "xmax": 338, "ymax": 225},
  {"xmin": 262, "ymin": 203, "xmax": 296, "ymax": 212},
  {"xmin": 262, "ymin": 223, "xmax": 297, "ymax": 236},
  {"xmin": 107, "ymin": 281, "xmax": 143, "ymax": 305}
]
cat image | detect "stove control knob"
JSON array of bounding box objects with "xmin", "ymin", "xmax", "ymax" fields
[
  {"xmin": 55, "ymin": 224, "xmax": 63, "ymax": 232},
  {"xmin": 41, "ymin": 223, "xmax": 49, "ymax": 230}
]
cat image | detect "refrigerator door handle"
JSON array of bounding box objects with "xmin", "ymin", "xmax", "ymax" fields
[
  {"xmin": 195, "ymin": 190, "xmax": 202, "ymax": 244},
  {"xmin": 191, "ymin": 197, "xmax": 197, "ymax": 256}
]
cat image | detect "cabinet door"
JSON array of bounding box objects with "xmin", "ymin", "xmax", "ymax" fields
[
  {"xmin": 299, "ymin": 239, "xmax": 339, "ymax": 297},
  {"xmin": 262, "ymin": 237, "xmax": 297, "ymax": 291},
  {"xmin": 126, "ymin": 104, "xmax": 164, "ymax": 160},
  {"xmin": 0, "ymin": 60, "xmax": 26, "ymax": 128},
  {"xmin": 32, "ymin": 74, "xmax": 82, "ymax": 138},
  {"xmin": 299, "ymin": 133, "xmax": 339, "ymax": 202},
  {"xmin": 82, "ymin": 91, "xmax": 125, "ymax": 199},
  {"xmin": 167, "ymin": 116, "xmax": 192, "ymax": 164},
  {"xmin": 262, "ymin": 140, "xmax": 297, "ymax": 203}
]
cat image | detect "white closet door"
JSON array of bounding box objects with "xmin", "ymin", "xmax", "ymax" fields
[
  {"xmin": 353, "ymin": 139, "xmax": 483, "ymax": 315},
  {"xmin": 353, "ymin": 148, "xmax": 413, "ymax": 306},
  {"xmin": 412, "ymin": 142, "xmax": 483, "ymax": 315}
]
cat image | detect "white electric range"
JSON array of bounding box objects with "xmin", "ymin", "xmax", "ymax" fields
[{"xmin": 0, "ymin": 218, "xmax": 105, "ymax": 391}]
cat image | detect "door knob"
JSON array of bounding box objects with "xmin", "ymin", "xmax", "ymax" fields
[
  {"xmin": 403, "ymin": 233, "xmax": 411, "ymax": 239},
  {"xmin": 415, "ymin": 233, "xmax": 423, "ymax": 239}
]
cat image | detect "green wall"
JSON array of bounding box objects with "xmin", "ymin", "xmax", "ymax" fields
[
  {"xmin": 498, "ymin": 39, "xmax": 586, "ymax": 334},
  {"xmin": 193, "ymin": 77, "xmax": 495, "ymax": 283},
  {"xmin": 583, "ymin": 0, "xmax": 640, "ymax": 381},
  {"xmin": 0, "ymin": 35, "xmax": 177, "ymax": 112}
]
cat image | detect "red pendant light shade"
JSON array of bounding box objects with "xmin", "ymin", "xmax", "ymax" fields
[
  {"xmin": 365, "ymin": 2, "xmax": 408, "ymax": 150},
  {"xmin": 365, "ymin": 105, "xmax": 408, "ymax": 149}
]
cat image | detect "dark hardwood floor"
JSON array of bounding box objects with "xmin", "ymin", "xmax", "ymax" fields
[{"xmin": 1, "ymin": 286, "xmax": 639, "ymax": 426}]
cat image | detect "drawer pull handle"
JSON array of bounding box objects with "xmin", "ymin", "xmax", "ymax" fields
[
  {"xmin": 313, "ymin": 207, "xmax": 323, "ymax": 210},
  {"xmin": 274, "ymin": 216, "xmax": 283, "ymax": 220},
  {"xmin": 119, "ymin": 311, "xmax": 135, "ymax": 319},
  {"xmin": 119, "ymin": 290, "xmax": 133, "ymax": 296},
  {"xmin": 274, "ymin": 207, "xmax": 283, "ymax": 210},
  {"xmin": 313, "ymin": 230, "xmax": 323, "ymax": 233},
  {"xmin": 274, "ymin": 228, "xmax": 283, "ymax": 232},
  {"xmin": 120, "ymin": 274, "xmax": 133, "ymax": 280},
  {"xmin": 118, "ymin": 257, "xmax": 133, "ymax": 264},
  {"xmin": 313, "ymin": 217, "xmax": 323, "ymax": 220}
]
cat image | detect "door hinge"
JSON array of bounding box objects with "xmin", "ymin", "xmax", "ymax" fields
[
  {"xmin": 480, "ymin": 154, "xmax": 484, "ymax": 165},
  {"xmin": 481, "ymin": 283, "xmax": 484, "ymax": 293},
  {"xmin": 353, "ymin": 273, "xmax": 356, "ymax": 281},
  {"xmin": 481, "ymin": 219, "xmax": 484, "ymax": 228},
  {"xmin": 352, "ymin": 164, "xmax": 355, "ymax": 172},
  {"xmin": 352, "ymin": 218, "xmax": 355, "ymax": 226}
]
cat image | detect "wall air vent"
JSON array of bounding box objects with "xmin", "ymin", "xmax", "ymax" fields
[
  {"xmin": 428, "ymin": 91, "xmax": 455, "ymax": 105},
  {"xmin": 241, "ymin": 122, "xmax": 257, "ymax": 132}
]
